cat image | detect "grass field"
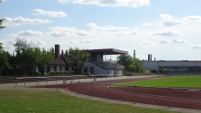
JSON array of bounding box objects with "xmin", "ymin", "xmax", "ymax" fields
[
  {"xmin": 116, "ymin": 75, "xmax": 201, "ymax": 88},
  {"xmin": 0, "ymin": 90, "xmax": 178, "ymax": 113}
]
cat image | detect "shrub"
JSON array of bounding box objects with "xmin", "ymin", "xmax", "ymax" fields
[{"xmin": 151, "ymin": 69, "xmax": 158, "ymax": 74}]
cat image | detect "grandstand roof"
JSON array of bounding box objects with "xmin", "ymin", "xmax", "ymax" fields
[{"xmin": 85, "ymin": 48, "xmax": 128, "ymax": 55}]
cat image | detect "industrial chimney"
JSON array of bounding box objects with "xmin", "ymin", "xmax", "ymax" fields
[
  {"xmin": 55, "ymin": 44, "xmax": 60, "ymax": 59},
  {"xmin": 133, "ymin": 50, "xmax": 136, "ymax": 59},
  {"xmin": 148, "ymin": 54, "xmax": 152, "ymax": 61}
]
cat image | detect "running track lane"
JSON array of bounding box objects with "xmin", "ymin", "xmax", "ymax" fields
[{"xmin": 37, "ymin": 76, "xmax": 201, "ymax": 110}]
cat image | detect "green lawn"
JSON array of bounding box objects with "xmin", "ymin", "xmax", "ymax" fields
[
  {"xmin": 0, "ymin": 90, "xmax": 178, "ymax": 113},
  {"xmin": 116, "ymin": 75, "xmax": 201, "ymax": 88}
]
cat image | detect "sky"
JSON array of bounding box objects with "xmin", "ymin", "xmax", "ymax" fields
[{"xmin": 1, "ymin": 0, "xmax": 201, "ymax": 60}]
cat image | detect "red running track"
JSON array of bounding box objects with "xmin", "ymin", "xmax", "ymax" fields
[{"xmin": 37, "ymin": 76, "xmax": 201, "ymax": 110}]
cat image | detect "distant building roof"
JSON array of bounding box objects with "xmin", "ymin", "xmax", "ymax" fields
[
  {"xmin": 48, "ymin": 56, "xmax": 70, "ymax": 65},
  {"xmin": 85, "ymin": 48, "xmax": 128, "ymax": 55}
]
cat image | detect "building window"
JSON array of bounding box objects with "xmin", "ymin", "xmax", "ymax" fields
[{"xmin": 54, "ymin": 66, "xmax": 57, "ymax": 71}]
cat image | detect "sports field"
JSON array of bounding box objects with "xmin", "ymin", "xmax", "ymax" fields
[{"xmin": 116, "ymin": 75, "xmax": 201, "ymax": 88}]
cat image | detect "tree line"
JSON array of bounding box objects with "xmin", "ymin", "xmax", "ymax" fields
[
  {"xmin": 0, "ymin": 38, "xmax": 54, "ymax": 76},
  {"xmin": 0, "ymin": 38, "xmax": 91, "ymax": 76}
]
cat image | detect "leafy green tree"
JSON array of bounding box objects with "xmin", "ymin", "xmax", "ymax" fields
[
  {"xmin": 68, "ymin": 48, "xmax": 90, "ymax": 74},
  {"xmin": 0, "ymin": 43, "xmax": 9, "ymax": 75},
  {"xmin": 0, "ymin": 1, "xmax": 5, "ymax": 30},
  {"xmin": 14, "ymin": 38, "xmax": 28, "ymax": 74},
  {"xmin": 117, "ymin": 54, "xmax": 144, "ymax": 74},
  {"xmin": 130, "ymin": 58, "xmax": 144, "ymax": 73},
  {"xmin": 14, "ymin": 38, "xmax": 53, "ymax": 75},
  {"xmin": 117, "ymin": 54, "xmax": 133, "ymax": 72},
  {"xmin": 0, "ymin": 19, "xmax": 5, "ymax": 29},
  {"xmin": 37, "ymin": 48, "xmax": 54, "ymax": 75},
  {"xmin": 0, "ymin": 43, "xmax": 2, "ymax": 53}
]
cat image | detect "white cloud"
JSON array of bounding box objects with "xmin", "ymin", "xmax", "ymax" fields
[
  {"xmin": 58, "ymin": 0, "xmax": 150, "ymax": 8},
  {"xmin": 172, "ymin": 39, "xmax": 188, "ymax": 44},
  {"xmin": 69, "ymin": 39, "xmax": 100, "ymax": 44},
  {"xmin": 47, "ymin": 23, "xmax": 138, "ymax": 38},
  {"xmin": 183, "ymin": 16, "xmax": 201, "ymax": 21},
  {"xmin": 153, "ymin": 30, "xmax": 182, "ymax": 36},
  {"xmin": 87, "ymin": 23, "xmax": 138, "ymax": 36},
  {"xmin": 33, "ymin": 9, "xmax": 67, "ymax": 17},
  {"xmin": 191, "ymin": 45, "xmax": 201, "ymax": 49},
  {"xmin": 5, "ymin": 16, "xmax": 52, "ymax": 26},
  {"xmin": 158, "ymin": 39, "xmax": 169, "ymax": 44},
  {"xmin": 160, "ymin": 14, "xmax": 183, "ymax": 26},
  {"xmin": 47, "ymin": 27, "xmax": 89, "ymax": 37},
  {"xmin": 141, "ymin": 22, "xmax": 152, "ymax": 26},
  {"xmin": 160, "ymin": 14, "xmax": 173, "ymax": 19},
  {"xmin": 1, "ymin": 38, "xmax": 15, "ymax": 53},
  {"xmin": 87, "ymin": 23, "xmax": 130, "ymax": 31},
  {"xmin": 27, "ymin": 39, "xmax": 46, "ymax": 47},
  {"xmin": 7, "ymin": 30, "xmax": 43, "ymax": 37}
]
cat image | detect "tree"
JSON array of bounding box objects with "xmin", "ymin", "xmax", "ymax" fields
[
  {"xmin": 0, "ymin": 19, "xmax": 5, "ymax": 29},
  {"xmin": 117, "ymin": 54, "xmax": 144, "ymax": 74},
  {"xmin": 0, "ymin": 1, "xmax": 5, "ymax": 30},
  {"xmin": 130, "ymin": 58, "xmax": 144, "ymax": 73},
  {"xmin": 68, "ymin": 48, "xmax": 90, "ymax": 74},
  {"xmin": 14, "ymin": 38, "xmax": 28, "ymax": 74},
  {"xmin": 0, "ymin": 43, "xmax": 2, "ymax": 53},
  {"xmin": 37, "ymin": 48, "xmax": 54, "ymax": 75},
  {"xmin": 0, "ymin": 43, "xmax": 9, "ymax": 75},
  {"xmin": 117, "ymin": 54, "xmax": 133, "ymax": 72},
  {"xmin": 14, "ymin": 38, "xmax": 53, "ymax": 75}
]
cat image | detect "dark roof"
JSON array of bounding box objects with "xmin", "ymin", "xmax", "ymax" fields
[
  {"xmin": 85, "ymin": 48, "xmax": 128, "ymax": 55},
  {"xmin": 48, "ymin": 56, "xmax": 70, "ymax": 65},
  {"xmin": 49, "ymin": 58, "xmax": 66, "ymax": 65}
]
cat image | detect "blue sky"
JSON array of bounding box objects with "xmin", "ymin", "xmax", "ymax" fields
[{"xmin": 1, "ymin": 0, "xmax": 201, "ymax": 60}]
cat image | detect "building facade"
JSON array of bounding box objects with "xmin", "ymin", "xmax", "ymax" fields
[{"xmin": 143, "ymin": 60, "xmax": 201, "ymax": 74}]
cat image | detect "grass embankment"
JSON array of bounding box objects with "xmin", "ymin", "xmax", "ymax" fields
[
  {"xmin": 116, "ymin": 75, "xmax": 201, "ymax": 88},
  {"xmin": 0, "ymin": 90, "xmax": 178, "ymax": 113}
]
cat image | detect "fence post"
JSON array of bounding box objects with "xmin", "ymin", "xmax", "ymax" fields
[
  {"xmin": 169, "ymin": 88, "xmax": 172, "ymax": 109},
  {"xmin": 24, "ymin": 79, "xmax": 25, "ymax": 87},
  {"xmin": 46, "ymin": 79, "xmax": 48, "ymax": 85},
  {"xmin": 14, "ymin": 79, "xmax": 17, "ymax": 87}
]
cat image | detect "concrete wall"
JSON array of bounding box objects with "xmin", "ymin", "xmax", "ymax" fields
[{"xmin": 143, "ymin": 61, "xmax": 159, "ymax": 70}]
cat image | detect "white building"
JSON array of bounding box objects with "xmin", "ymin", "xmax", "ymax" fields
[{"xmin": 85, "ymin": 48, "xmax": 128, "ymax": 76}]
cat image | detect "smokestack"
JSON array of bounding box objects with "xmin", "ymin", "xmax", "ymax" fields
[
  {"xmin": 55, "ymin": 44, "xmax": 60, "ymax": 59},
  {"xmin": 133, "ymin": 50, "xmax": 136, "ymax": 59},
  {"xmin": 148, "ymin": 54, "xmax": 152, "ymax": 61}
]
